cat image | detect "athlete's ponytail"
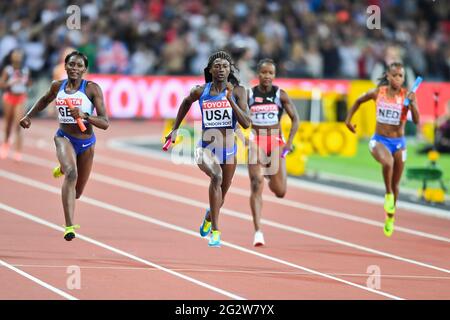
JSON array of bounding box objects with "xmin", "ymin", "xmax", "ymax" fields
[{"xmin": 377, "ymin": 62, "xmax": 404, "ymax": 87}]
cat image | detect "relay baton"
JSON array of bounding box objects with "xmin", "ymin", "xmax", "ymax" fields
[
  {"xmin": 404, "ymin": 76, "xmax": 423, "ymax": 107},
  {"xmin": 162, "ymin": 139, "xmax": 172, "ymax": 151},
  {"xmin": 65, "ymin": 98, "xmax": 87, "ymax": 132},
  {"xmin": 281, "ymin": 149, "xmax": 289, "ymax": 158}
]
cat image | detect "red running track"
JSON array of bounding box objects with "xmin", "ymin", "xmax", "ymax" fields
[{"xmin": 1, "ymin": 119, "xmax": 449, "ymax": 300}]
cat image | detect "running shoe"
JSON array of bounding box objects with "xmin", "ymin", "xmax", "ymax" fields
[
  {"xmin": 383, "ymin": 216, "xmax": 395, "ymax": 237},
  {"xmin": 0, "ymin": 143, "xmax": 10, "ymax": 159},
  {"xmin": 384, "ymin": 193, "xmax": 395, "ymax": 214},
  {"xmin": 53, "ymin": 165, "xmax": 64, "ymax": 178},
  {"xmin": 63, "ymin": 224, "xmax": 80, "ymax": 241},
  {"xmin": 208, "ymin": 230, "xmax": 221, "ymax": 247},
  {"xmin": 253, "ymin": 230, "xmax": 265, "ymax": 247},
  {"xmin": 13, "ymin": 152, "xmax": 22, "ymax": 162},
  {"xmin": 199, "ymin": 208, "xmax": 211, "ymax": 237}
]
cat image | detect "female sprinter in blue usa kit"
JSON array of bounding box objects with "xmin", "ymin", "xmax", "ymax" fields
[{"xmin": 165, "ymin": 51, "xmax": 250, "ymax": 247}]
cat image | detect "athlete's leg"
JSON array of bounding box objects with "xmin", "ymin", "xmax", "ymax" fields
[
  {"xmin": 75, "ymin": 145, "xmax": 95, "ymax": 199},
  {"xmin": 13, "ymin": 102, "xmax": 25, "ymax": 159},
  {"xmin": 248, "ymin": 138, "xmax": 265, "ymax": 232},
  {"xmin": 196, "ymin": 147, "xmax": 223, "ymax": 231},
  {"xmin": 267, "ymin": 144, "xmax": 287, "ymax": 198},
  {"xmin": 370, "ymin": 141, "xmax": 396, "ymax": 216},
  {"xmin": 391, "ymin": 149, "xmax": 405, "ymax": 206},
  {"xmin": 1, "ymin": 100, "xmax": 14, "ymax": 159},
  {"xmin": 370, "ymin": 142, "xmax": 394, "ymax": 195},
  {"xmin": 382, "ymin": 149, "xmax": 404, "ymax": 237},
  {"xmin": 220, "ymin": 161, "xmax": 237, "ymax": 204},
  {"xmin": 2, "ymin": 100, "xmax": 14, "ymax": 144},
  {"xmin": 54, "ymin": 136, "xmax": 77, "ymax": 227}
]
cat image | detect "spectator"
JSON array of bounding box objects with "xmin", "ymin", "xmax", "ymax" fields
[
  {"xmin": 0, "ymin": 0, "xmax": 447, "ymax": 81},
  {"xmin": 371, "ymin": 45, "xmax": 416, "ymax": 89},
  {"xmin": 419, "ymin": 102, "xmax": 450, "ymax": 154}
]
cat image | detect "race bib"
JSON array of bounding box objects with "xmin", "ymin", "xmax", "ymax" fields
[
  {"xmin": 202, "ymin": 99, "xmax": 233, "ymax": 128},
  {"xmin": 55, "ymin": 98, "xmax": 81, "ymax": 124},
  {"xmin": 377, "ymin": 100, "xmax": 402, "ymax": 125},
  {"xmin": 250, "ymin": 104, "xmax": 279, "ymax": 126}
]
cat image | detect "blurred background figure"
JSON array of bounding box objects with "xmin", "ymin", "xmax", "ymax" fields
[
  {"xmin": 44, "ymin": 46, "xmax": 77, "ymax": 118},
  {"xmin": 0, "ymin": 48, "xmax": 31, "ymax": 161},
  {"xmin": 419, "ymin": 101, "xmax": 450, "ymax": 154},
  {"xmin": 228, "ymin": 43, "xmax": 255, "ymax": 89},
  {"xmin": 53, "ymin": 47, "xmax": 77, "ymax": 81},
  {"xmin": 0, "ymin": 0, "xmax": 447, "ymax": 84},
  {"xmin": 371, "ymin": 45, "xmax": 416, "ymax": 89}
]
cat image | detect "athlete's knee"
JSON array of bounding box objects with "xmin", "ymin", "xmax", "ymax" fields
[
  {"xmin": 273, "ymin": 188, "xmax": 286, "ymax": 198},
  {"xmin": 382, "ymin": 158, "xmax": 394, "ymax": 169},
  {"xmin": 65, "ymin": 167, "xmax": 78, "ymax": 182},
  {"xmin": 269, "ymin": 181, "xmax": 286, "ymax": 198},
  {"xmin": 250, "ymin": 175, "xmax": 263, "ymax": 193},
  {"xmin": 211, "ymin": 172, "xmax": 223, "ymax": 187}
]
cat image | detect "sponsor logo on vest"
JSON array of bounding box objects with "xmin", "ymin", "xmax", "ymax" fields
[
  {"xmin": 203, "ymin": 100, "xmax": 230, "ymax": 109},
  {"xmin": 56, "ymin": 98, "xmax": 82, "ymax": 106}
]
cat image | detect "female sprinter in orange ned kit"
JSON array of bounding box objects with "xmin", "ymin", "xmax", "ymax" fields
[
  {"xmin": 345, "ymin": 62, "xmax": 419, "ymax": 237},
  {"xmin": 20, "ymin": 51, "xmax": 109, "ymax": 241}
]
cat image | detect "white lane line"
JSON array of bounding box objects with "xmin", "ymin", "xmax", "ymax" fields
[
  {"xmin": 0, "ymin": 172, "xmax": 404, "ymax": 300},
  {"xmin": 9, "ymin": 155, "xmax": 450, "ymax": 274},
  {"xmin": 0, "ymin": 203, "xmax": 245, "ymax": 300},
  {"xmin": 7, "ymin": 264, "xmax": 450, "ymax": 280},
  {"xmin": 89, "ymin": 155, "xmax": 450, "ymax": 243},
  {"xmin": 23, "ymin": 132, "xmax": 450, "ymax": 220},
  {"xmin": 106, "ymin": 136, "xmax": 450, "ymax": 219},
  {"xmin": 92, "ymin": 173, "xmax": 450, "ymax": 275},
  {"xmin": 19, "ymin": 147, "xmax": 450, "ymax": 244},
  {"xmin": 0, "ymin": 258, "xmax": 78, "ymax": 300}
]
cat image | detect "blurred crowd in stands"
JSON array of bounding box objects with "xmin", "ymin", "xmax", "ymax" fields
[{"xmin": 1, "ymin": 0, "xmax": 449, "ymax": 84}]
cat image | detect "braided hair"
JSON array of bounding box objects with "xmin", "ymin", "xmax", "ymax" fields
[
  {"xmin": 203, "ymin": 51, "xmax": 240, "ymax": 86},
  {"xmin": 377, "ymin": 62, "xmax": 404, "ymax": 87}
]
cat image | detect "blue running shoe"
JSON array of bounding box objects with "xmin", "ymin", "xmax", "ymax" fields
[
  {"xmin": 199, "ymin": 209, "xmax": 211, "ymax": 237},
  {"xmin": 208, "ymin": 230, "xmax": 221, "ymax": 247}
]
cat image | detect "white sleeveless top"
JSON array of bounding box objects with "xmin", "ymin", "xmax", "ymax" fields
[
  {"xmin": 55, "ymin": 79, "xmax": 94, "ymax": 124},
  {"xmin": 5, "ymin": 65, "xmax": 29, "ymax": 94}
]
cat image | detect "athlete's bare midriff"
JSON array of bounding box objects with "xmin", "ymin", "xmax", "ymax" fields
[
  {"xmin": 375, "ymin": 122, "xmax": 405, "ymax": 138},
  {"xmin": 59, "ymin": 123, "xmax": 93, "ymax": 139},
  {"xmin": 251, "ymin": 123, "xmax": 281, "ymax": 136},
  {"xmin": 202, "ymin": 127, "xmax": 236, "ymax": 148}
]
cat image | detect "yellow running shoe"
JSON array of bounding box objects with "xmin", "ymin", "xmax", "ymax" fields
[
  {"xmin": 208, "ymin": 230, "xmax": 221, "ymax": 247},
  {"xmin": 384, "ymin": 193, "xmax": 395, "ymax": 214},
  {"xmin": 199, "ymin": 209, "xmax": 211, "ymax": 237},
  {"xmin": 53, "ymin": 165, "xmax": 64, "ymax": 178},
  {"xmin": 383, "ymin": 216, "xmax": 395, "ymax": 237},
  {"xmin": 63, "ymin": 224, "xmax": 80, "ymax": 241}
]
